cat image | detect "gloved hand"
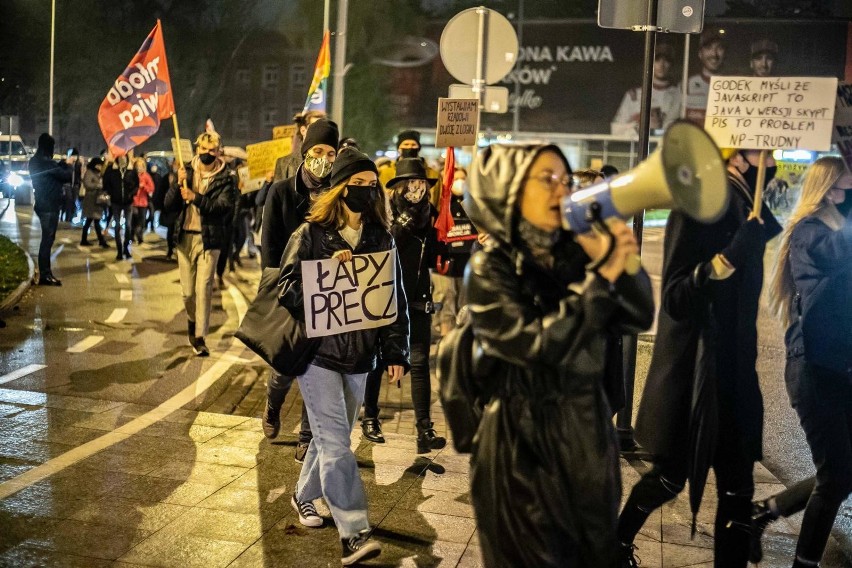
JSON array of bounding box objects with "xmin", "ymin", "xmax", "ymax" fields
[{"xmin": 721, "ymin": 217, "xmax": 764, "ymax": 269}]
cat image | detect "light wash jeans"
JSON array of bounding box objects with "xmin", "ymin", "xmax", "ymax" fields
[
  {"xmin": 296, "ymin": 363, "xmax": 369, "ymax": 539},
  {"xmin": 176, "ymin": 232, "xmax": 220, "ymax": 338}
]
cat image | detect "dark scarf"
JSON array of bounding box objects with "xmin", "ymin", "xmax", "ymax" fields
[{"xmin": 516, "ymin": 217, "xmax": 558, "ymax": 269}]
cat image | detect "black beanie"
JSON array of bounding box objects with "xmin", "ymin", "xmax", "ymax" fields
[
  {"xmin": 396, "ymin": 130, "xmax": 420, "ymax": 148},
  {"xmin": 330, "ymin": 148, "xmax": 379, "ymax": 187},
  {"xmin": 301, "ymin": 118, "xmax": 339, "ymax": 158}
]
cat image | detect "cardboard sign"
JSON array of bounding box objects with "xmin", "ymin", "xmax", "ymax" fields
[
  {"xmin": 237, "ymin": 166, "xmax": 263, "ymax": 194},
  {"xmin": 704, "ymin": 76, "xmax": 838, "ymax": 151},
  {"xmin": 170, "ymin": 138, "xmax": 193, "ymax": 163},
  {"xmin": 246, "ymin": 138, "xmax": 292, "ymax": 180},
  {"xmin": 435, "ymin": 98, "xmax": 479, "ymax": 147},
  {"xmin": 301, "ymin": 249, "xmax": 398, "ymax": 338},
  {"xmin": 833, "ymin": 83, "xmax": 852, "ymax": 172},
  {"xmin": 273, "ymin": 124, "xmax": 297, "ymax": 140}
]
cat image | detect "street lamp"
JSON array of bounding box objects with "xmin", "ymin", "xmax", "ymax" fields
[{"xmin": 48, "ymin": 0, "xmax": 55, "ymax": 135}]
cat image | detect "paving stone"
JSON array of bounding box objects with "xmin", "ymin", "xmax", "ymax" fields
[
  {"xmin": 78, "ymin": 447, "xmax": 172, "ymax": 476},
  {"xmin": 104, "ymin": 473, "xmax": 226, "ymax": 507},
  {"xmin": 0, "ymin": 460, "xmax": 33, "ymax": 483},
  {"xmin": 69, "ymin": 496, "xmax": 192, "ymax": 532},
  {"xmin": 661, "ymin": 541, "xmax": 714, "ymax": 567},
  {"xmin": 420, "ymin": 470, "xmax": 470, "ymax": 494},
  {"xmin": 457, "ymin": 544, "xmax": 484, "ymax": 568},
  {"xmin": 117, "ymin": 532, "xmax": 248, "ymax": 568},
  {"xmin": 0, "ymin": 545, "xmax": 115, "ymax": 568},
  {"xmin": 0, "ymin": 388, "xmax": 47, "ymax": 406},
  {"xmin": 194, "ymin": 443, "xmax": 260, "ymax": 469},
  {"xmin": 163, "ymin": 507, "xmax": 270, "ymax": 545},
  {"xmin": 146, "ymin": 459, "xmax": 249, "ymax": 485},
  {"xmin": 39, "ymin": 518, "xmax": 152, "ymax": 560},
  {"xmin": 197, "ymin": 485, "xmax": 289, "ymax": 517},
  {"xmin": 206, "ymin": 428, "xmax": 266, "ymax": 450},
  {"xmin": 41, "ymin": 394, "xmax": 125, "ymax": 414},
  {"xmin": 378, "ymin": 508, "xmax": 477, "ymax": 545},
  {"xmin": 396, "ymin": 488, "xmax": 475, "ymax": 519},
  {"xmin": 0, "ymin": 479, "xmax": 105, "ymax": 519}
]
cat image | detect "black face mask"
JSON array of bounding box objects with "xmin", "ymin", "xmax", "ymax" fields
[
  {"xmin": 343, "ymin": 185, "xmax": 374, "ymax": 214},
  {"xmin": 400, "ymin": 148, "xmax": 419, "ymax": 159},
  {"xmin": 741, "ymin": 161, "xmax": 777, "ymax": 192},
  {"xmin": 198, "ymin": 153, "xmax": 216, "ymax": 166}
]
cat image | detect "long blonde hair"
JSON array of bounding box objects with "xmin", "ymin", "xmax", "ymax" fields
[
  {"xmin": 306, "ymin": 177, "xmax": 390, "ymax": 230},
  {"xmin": 769, "ymin": 156, "xmax": 847, "ymax": 326}
]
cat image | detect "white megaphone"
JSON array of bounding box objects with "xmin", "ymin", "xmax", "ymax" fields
[{"xmin": 562, "ymin": 121, "xmax": 729, "ymax": 234}]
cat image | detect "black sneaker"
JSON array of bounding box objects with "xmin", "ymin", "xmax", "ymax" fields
[
  {"xmin": 749, "ymin": 500, "xmax": 778, "ymax": 564},
  {"xmin": 341, "ymin": 530, "xmax": 381, "ymax": 566},
  {"xmin": 620, "ymin": 543, "xmax": 640, "ymax": 568},
  {"xmin": 291, "ymin": 493, "xmax": 323, "ymax": 527},
  {"xmin": 192, "ymin": 337, "xmax": 210, "ymax": 357},
  {"xmin": 295, "ymin": 441, "xmax": 310, "ymax": 463}
]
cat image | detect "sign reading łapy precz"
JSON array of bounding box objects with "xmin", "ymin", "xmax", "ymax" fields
[
  {"xmin": 436, "ymin": 98, "xmax": 479, "ymax": 147},
  {"xmin": 302, "ymin": 249, "xmax": 398, "ymax": 338},
  {"xmin": 704, "ymin": 76, "xmax": 839, "ymax": 151}
]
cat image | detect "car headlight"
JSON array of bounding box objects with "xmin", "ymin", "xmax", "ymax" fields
[{"xmin": 7, "ymin": 173, "xmax": 24, "ymax": 188}]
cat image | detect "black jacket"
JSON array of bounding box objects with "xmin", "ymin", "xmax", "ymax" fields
[
  {"xmin": 273, "ymin": 151, "xmax": 302, "ymax": 183},
  {"xmin": 278, "ymin": 221, "xmax": 410, "ymax": 374},
  {"xmin": 102, "ymin": 165, "xmax": 139, "ymax": 208},
  {"xmin": 261, "ymin": 166, "xmax": 328, "ymax": 269},
  {"xmin": 29, "ymin": 154, "xmax": 71, "ymax": 212},
  {"xmin": 785, "ymin": 210, "xmax": 852, "ymax": 375},
  {"xmin": 390, "ymin": 204, "xmax": 437, "ymax": 311},
  {"xmin": 164, "ymin": 163, "xmax": 238, "ymax": 251}
]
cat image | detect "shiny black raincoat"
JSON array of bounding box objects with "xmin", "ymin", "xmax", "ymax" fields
[{"xmin": 462, "ymin": 144, "xmax": 655, "ymax": 567}]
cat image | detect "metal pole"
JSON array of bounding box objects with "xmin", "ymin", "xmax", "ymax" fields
[
  {"xmin": 48, "ymin": 0, "xmax": 56, "ymax": 135},
  {"xmin": 680, "ymin": 33, "xmax": 690, "ymax": 118},
  {"xmin": 471, "ymin": 6, "xmax": 489, "ymax": 165},
  {"xmin": 511, "ymin": 0, "xmax": 524, "ymax": 136},
  {"xmin": 323, "ymin": 0, "xmax": 330, "ymax": 31},
  {"xmin": 331, "ymin": 0, "xmax": 348, "ymax": 132},
  {"xmin": 616, "ymin": 0, "xmax": 658, "ymax": 453}
]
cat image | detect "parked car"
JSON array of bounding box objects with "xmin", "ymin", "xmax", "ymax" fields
[{"xmin": 0, "ymin": 135, "xmax": 32, "ymax": 202}]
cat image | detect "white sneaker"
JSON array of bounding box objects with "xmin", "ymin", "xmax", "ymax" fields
[{"xmin": 291, "ymin": 493, "xmax": 323, "ymax": 527}]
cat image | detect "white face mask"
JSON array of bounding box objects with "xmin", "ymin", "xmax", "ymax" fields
[
  {"xmin": 403, "ymin": 179, "xmax": 428, "ymax": 203},
  {"xmin": 304, "ymin": 156, "xmax": 333, "ymax": 179},
  {"xmin": 451, "ymin": 179, "xmax": 466, "ymax": 196}
]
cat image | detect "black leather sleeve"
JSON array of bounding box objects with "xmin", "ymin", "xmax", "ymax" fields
[
  {"xmin": 377, "ymin": 241, "xmax": 412, "ymax": 373},
  {"xmin": 277, "ymin": 223, "xmax": 314, "ymax": 317}
]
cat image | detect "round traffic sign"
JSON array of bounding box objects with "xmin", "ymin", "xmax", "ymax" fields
[{"xmin": 439, "ymin": 8, "xmax": 519, "ymax": 86}]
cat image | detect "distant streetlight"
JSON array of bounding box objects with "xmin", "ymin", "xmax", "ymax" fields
[{"xmin": 48, "ymin": 0, "xmax": 55, "ymax": 135}]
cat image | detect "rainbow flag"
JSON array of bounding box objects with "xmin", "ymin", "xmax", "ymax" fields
[{"xmin": 304, "ymin": 30, "xmax": 331, "ymax": 112}]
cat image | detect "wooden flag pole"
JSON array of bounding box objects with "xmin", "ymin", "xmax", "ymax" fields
[
  {"xmin": 171, "ymin": 113, "xmax": 192, "ymax": 202},
  {"xmin": 752, "ymin": 149, "xmax": 767, "ymax": 219}
]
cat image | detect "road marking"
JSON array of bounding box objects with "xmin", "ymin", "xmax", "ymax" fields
[
  {"xmin": 104, "ymin": 308, "xmax": 128, "ymax": 324},
  {"xmin": 50, "ymin": 244, "xmax": 64, "ymax": 260},
  {"xmin": 115, "ymin": 274, "xmax": 130, "ymax": 284},
  {"xmin": 0, "ymin": 364, "xmax": 47, "ymax": 386},
  {"xmin": 61, "ymin": 238, "xmax": 72, "ymax": 244},
  {"xmin": 120, "ymin": 289, "xmax": 133, "ymax": 301},
  {"xmin": 0, "ymin": 285, "xmax": 248, "ymax": 500},
  {"xmin": 66, "ymin": 335, "xmax": 104, "ymax": 353},
  {"xmin": 76, "ymin": 245, "xmax": 88, "ymax": 253}
]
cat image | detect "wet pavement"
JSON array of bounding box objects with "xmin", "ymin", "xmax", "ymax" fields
[{"xmin": 0, "ymin": 199, "xmax": 850, "ymax": 567}]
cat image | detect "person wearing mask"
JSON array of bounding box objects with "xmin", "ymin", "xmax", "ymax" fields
[
  {"xmin": 80, "ymin": 157, "xmax": 109, "ymax": 248},
  {"xmin": 750, "ymin": 158, "xmax": 852, "ymax": 568},
  {"xmin": 28, "ymin": 133, "xmax": 72, "ymax": 285},
  {"xmin": 463, "ymin": 143, "xmax": 654, "ymax": 566},
  {"xmin": 360, "ymin": 159, "xmax": 446, "ymax": 453},
  {"xmin": 619, "ymin": 148, "xmax": 782, "ymax": 568},
  {"xmin": 685, "ymin": 28, "xmax": 727, "ymax": 125},
  {"xmin": 379, "ymin": 130, "xmax": 442, "ymax": 208},
  {"xmin": 163, "ymin": 131, "xmax": 238, "ymax": 356},
  {"xmin": 132, "ymin": 157, "xmax": 155, "ymax": 245},
  {"xmin": 279, "ymin": 149, "xmax": 409, "ymax": 566},
  {"xmin": 260, "ymin": 118, "xmax": 339, "ymax": 463},
  {"xmin": 273, "ymin": 110, "xmax": 327, "ymax": 183},
  {"xmin": 103, "ymin": 154, "xmax": 139, "ymax": 261}
]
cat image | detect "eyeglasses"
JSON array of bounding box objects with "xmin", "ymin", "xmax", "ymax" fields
[{"xmin": 526, "ymin": 172, "xmax": 575, "ymax": 192}]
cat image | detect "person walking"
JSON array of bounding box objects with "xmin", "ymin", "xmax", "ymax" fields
[
  {"xmin": 80, "ymin": 157, "xmax": 109, "ymax": 248},
  {"xmin": 618, "ymin": 149, "xmax": 782, "ymax": 568},
  {"xmin": 379, "ymin": 130, "xmax": 442, "ymax": 207},
  {"xmin": 273, "ymin": 110, "xmax": 327, "ymax": 182},
  {"xmin": 157, "ymin": 160, "xmax": 179, "ymax": 260},
  {"xmin": 103, "ymin": 155, "xmax": 139, "ymax": 261},
  {"xmin": 28, "ymin": 133, "xmax": 72, "ymax": 285},
  {"xmin": 749, "ymin": 157, "xmax": 852, "ymax": 568},
  {"xmin": 360, "ymin": 158, "xmax": 446, "ymax": 453},
  {"xmin": 462, "ymin": 143, "xmax": 654, "ymax": 567},
  {"xmin": 260, "ymin": 118, "xmax": 338, "ymax": 462},
  {"xmin": 164, "ymin": 131, "xmax": 238, "ymax": 356},
  {"xmin": 132, "ymin": 157, "xmax": 154, "ymax": 245},
  {"xmin": 279, "ymin": 148, "xmax": 409, "ymax": 566}
]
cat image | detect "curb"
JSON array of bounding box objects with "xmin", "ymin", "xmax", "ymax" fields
[{"xmin": 0, "ymin": 249, "xmax": 34, "ymax": 314}]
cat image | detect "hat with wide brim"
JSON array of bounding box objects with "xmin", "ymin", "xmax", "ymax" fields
[{"xmin": 387, "ymin": 158, "xmax": 438, "ymax": 188}]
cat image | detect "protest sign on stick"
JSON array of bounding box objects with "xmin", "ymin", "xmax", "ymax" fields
[
  {"xmin": 301, "ymin": 250, "xmax": 398, "ymax": 338},
  {"xmin": 246, "ymin": 138, "xmax": 292, "ymax": 183},
  {"xmin": 435, "ymin": 98, "xmax": 479, "ymax": 148}
]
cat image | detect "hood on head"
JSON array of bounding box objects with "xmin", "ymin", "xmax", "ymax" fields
[{"xmin": 463, "ymin": 143, "xmax": 570, "ymax": 246}]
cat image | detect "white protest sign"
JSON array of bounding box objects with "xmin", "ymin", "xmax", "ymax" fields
[
  {"xmin": 435, "ymin": 98, "xmax": 479, "ymax": 148},
  {"xmin": 301, "ymin": 249, "xmax": 398, "ymax": 338},
  {"xmin": 833, "ymin": 83, "xmax": 852, "ymax": 172},
  {"xmin": 170, "ymin": 138, "xmax": 193, "ymax": 163},
  {"xmin": 704, "ymin": 76, "xmax": 838, "ymax": 151}
]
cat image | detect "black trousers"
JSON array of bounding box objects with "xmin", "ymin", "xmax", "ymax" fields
[
  {"xmin": 111, "ymin": 204, "xmax": 132, "ymax": 254},
  {"xmin": 619, "ymin": 438, "xmax": 755, "ymax": 567},
  {"xmin": 363, "ymin": 309, "xmax": 432, "ymax": 424},
  {"xmin": 81, "ymin": 217, "xmax": 105, "ymax": 243},
  {"xmin": 266, "ymin": 369, "xmax": 311, "ymax": 443},
  {"xmin": 35, "ymin": 208, "xmax": 59, "ymax": 277},
  {"xmin": 784, "ymin": 357, "xmax": 852, "ymax": 564}
]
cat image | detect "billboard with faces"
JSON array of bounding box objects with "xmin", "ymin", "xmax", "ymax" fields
[{"xmin": 388, "ymin": 19, "xmax": 848, "ymax": 137}]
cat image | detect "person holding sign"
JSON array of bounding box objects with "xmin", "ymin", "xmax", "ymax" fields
[
  {"xmin": 619, "ymin": 148, "xmax": 782, "ymax": 568},
  {"xmin": 749, "ymin": 157, "xmax": 852, "ymax": 568},
  {"xmin": 461, "ymin": 143, "xmax": 654, "ymax": 567},
  {"xmin": 277, "ymin": 148, "xmax": 409, "ymax": 566}
]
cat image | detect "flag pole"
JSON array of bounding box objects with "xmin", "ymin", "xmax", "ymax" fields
[{"xmin": 171, "ymin": 114, "xmax": 186, "ymax": 165}]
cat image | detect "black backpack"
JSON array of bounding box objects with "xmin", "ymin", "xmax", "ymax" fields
[{"xmin": 436, "ymin": 309, "xmax": 483, "ymax": 453}]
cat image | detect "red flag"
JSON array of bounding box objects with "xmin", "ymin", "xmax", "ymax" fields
[
  {"xmin": 98, "ymin": 20, "xmax": 175, "ymax": 157},
  {"xmin": 434, "ymin": 147, "xmax": 456, "ymax": 243}
]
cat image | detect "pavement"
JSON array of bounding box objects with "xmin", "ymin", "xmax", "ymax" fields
[{"xmin": 0, "ymin": 199, "xmax": 850, "ymax": 567}]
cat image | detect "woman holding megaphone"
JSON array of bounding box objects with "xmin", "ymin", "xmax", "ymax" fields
[{"xmin": 461, "ymin": 143, "xmax": 655, "ymax": 567}]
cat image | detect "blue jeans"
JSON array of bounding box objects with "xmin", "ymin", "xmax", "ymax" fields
[
  {"xmin": 296, "ymin": 364, "xmax": 369, "ymax": 539},
  {"xmin": 35, "ymin": 208, "xmax": 59, "ymax": 276}
]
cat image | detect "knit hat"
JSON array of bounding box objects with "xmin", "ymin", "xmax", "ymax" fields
[
  {"xmin": 396, "ymin": 130, "xmax": 421, "ymax": 148},
  {"xmin": 330, "ymin": 148, "xmax": 379, "ymax": 187},
  {"xmin": 301, "ymin": 118, "xmax": 339, "ymax": 158}
]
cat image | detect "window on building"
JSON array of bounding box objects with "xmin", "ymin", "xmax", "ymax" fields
[
  {"xmin": 236, "ymin": 68, "xmax": 250, "ymax": 86},
  {"xmin": 262, "ymin": 64, "xmax": 280, "ymax": 89},
  {"xmin": 262, "ymin": 108, "xmax": 279, "ymax": 128},
  {"xmin": 234, "ymin": 110, "xmax": 250, "ymax": 136},
  {"xmin": 290, "ymin": 64, "xmax": 307, "ymax": 87}
]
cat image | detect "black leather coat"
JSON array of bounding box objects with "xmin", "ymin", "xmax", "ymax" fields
[
  {"xmin": 278, "ymin": 221, "xmax": 411, "ymax": 375},
  {"xmin": 164, "ymin": 164, "xmax": 238, "ymax": 251},
  {"xmin": 103, "ymin": 165, "xmax": 139, "ymax": 208}
]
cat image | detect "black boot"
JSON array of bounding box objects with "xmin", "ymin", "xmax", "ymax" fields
[
  {"xmin": 749, "ymin": 499, "xmax": 778, "ymax": 564},
  {"xmin": 262, "ymin": 405, "xmax": 280, "ymax": 439},
  {"xmin": 619, "ymin": 543, "xmax": 640, "ymax": 568},
  {"xmin": 361, "ymin": 418, "xmax": 385, "ymax": 443},
  {"xmin": 416, "ymin": 419, "xmax": 446, "ymax": 454}
]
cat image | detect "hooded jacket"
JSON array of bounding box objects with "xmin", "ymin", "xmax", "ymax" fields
[{"xmin": 462, "ymin": 144, "xmax": 654, "ymax": 568}]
